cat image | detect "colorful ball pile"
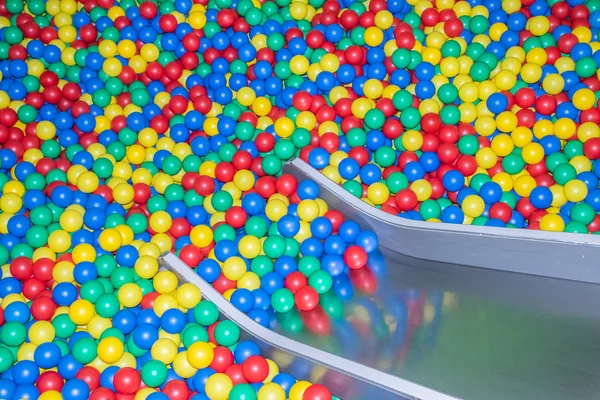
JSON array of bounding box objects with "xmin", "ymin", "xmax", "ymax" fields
[
  {"xmin": 3, "ymin": 0, "xmax": 600, "ymax": 396},
  {"xmin": 293, "ymin": 0, "xmax": 600, "ymax": 233},
  {"xmin": 0, "ymin": 249, "xmax": 338, "ymax": 400}
]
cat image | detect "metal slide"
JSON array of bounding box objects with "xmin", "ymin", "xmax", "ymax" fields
[
  {"xmin": 158, "ymin": 252, "xmax": 460, "ymax": 400},
  {"xmin": 283, "ymin": 158, "xmax": 600, "ymax": 284}
]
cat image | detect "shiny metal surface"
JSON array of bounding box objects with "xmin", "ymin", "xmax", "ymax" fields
[
  {"xmin": 272, "ymin": 249, "xmax": 600, "ymax": 400},
  {"xmin": 283, "ymin": 158, "xmax": 600, "ymax": 283},
  {"xmin": 158, "ymin": 253, "xmax": 458, "ymax": 400}
]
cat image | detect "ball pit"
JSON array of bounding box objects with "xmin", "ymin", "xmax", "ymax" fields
[
  {"xmin": 1, "ymin": 0, "xmax": 600, "ymax": 396},
  {"xmin": 1, "ymin": 247, "xmax": 343, "ymax": 400}
]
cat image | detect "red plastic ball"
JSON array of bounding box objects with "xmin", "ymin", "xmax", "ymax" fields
[
  {"xmin": 212, "ymin": 274, "xmax": 236, "ymax": 294},
  {"xmin": 303, "ymin": 384, "xmax": 333, "ymax": 400},
  {"xmin": 343, "ymin": 245, "xmax": 368, "ymax": 270},
  {"xmin": 395, "ymin": 189, "xmax": 418, "ymax": 211},
  {"xmin": 162, "ymin": 381, "xmax": 190, "ymax": 400},
  {"xmin": 232, "ymin": 151, "xmax": 253, "ymax": 170},
  {"xmin": 113, "ymin": 368, "xmax": 141, "ymax": 395},
  {"xmin": 210, "ymin": 346, "xmax": 234, "ymax": 373},
  {"xmin": 32, "ymin": 258, "xmax": 54, "ymax": 282},
  {"xmin": 36, "ymin": 371, "xmax": 64, "ymax": 393},
  {"xmin": 141, "ymin": 292, "xmax": 159, "ymax": 309},
  {"xmin": 76, "ymin": 367, "xmax": 101, "ymax": 390},
  {"xmin": 275, "ymin": 174, "xmax": 298, "ymax": 197},
  {"xmin": 10, "ymin": 256, "xmax": 33, "ymax": 280},
  {"xmin": 255, "ymin": 132, "xmax": 275, "ymax": 152},
  {"xmin": 215, "ymin": 162, "xmax": 235, "ymax": 183},
  {"xmin": 90, "ymin": 388, "xmax": 117, "ymax": 400},
  {"xmin": 224, "ymin": 206, "xmax": 248, "ymax": 229},
  {"xmin": 241, "ymin": 355, "xmax": 270, "ymax": 383},
  {"xmin": 225, "ymin": 364, "xmax": 248, "ymax": 385},
  {"xmin": 30, "ymin": 296, "xmax": 57, "ymax": 321},
  {"xmin": 284, "ymin": 271, "xmax": 308, "ymax": 294},
  {"xmin": 193, "ymin": 176, "xmax": 216, "ymax": 196},
  {"xmin": 294, "ymin": 286, "xmax": 319, "ymax": 311},
  {"xmin": 584, "ymin": 137, "xmax": 600, "ymax": 159},
  {"xmin": 489, "ymin": 202, "xmax": 512, "ymax": 224},
  {"xmin": 22, "ymin": 278, "xmax": 46, "ymax": 300}
]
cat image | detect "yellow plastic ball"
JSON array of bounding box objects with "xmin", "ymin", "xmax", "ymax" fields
[
  {"xmin": 172, "ymin": 351, "xmax": 197, "ymax": 379},
  {"xmin": 39, "ymin": 391, "xmax": 62, "ymax": 400},
  {"xmin": 151, "ymin": 338, "xmax": 179, "ymax": 364},
  {"xmin": 223, "ymin": 256, "xmax": 247, "ymax": 281},
  {"xmin": 153, "ymin": 270, "xmax": 178, "ymax": 294},
  {"xmin": 528, "ymin": 16, "xmax": 550, "ymax": 36},
  {"xmin": 475, "ymin": 147, "xmax": 498, "ymax": 169},
  {"xmin": 570, "ymin": 155, "xmax": 592, "ymax": 174},
  {"xmin": 319, "ymin": 54, "xmax": 340, "ymax": 73},
  {"xmin": 69, "ymin": 299, "xmax": 95, "ymax": 325},
  {"xmin": 542, "ymin": 73, "xmax": 564, "ymax": 95},
  {"xmin": 475, "ymin": 115, "xmax": 496, "ymax": 136},
  {"xmin": 553, "ymin": 118, "xmax": 576, "ymax": 140},
  {"xmin": 149, "ymin": 210, "xmax": 172, "ymax": 234},
  {"xmin": 72, "ymin": 243, "xmax": 96, "ymax": 264},
  {"xmin": 410, "ymin": 180, "xmax": 432, "ymax": 201},
  {"xmin": 36, "ymin": 120, "xmax": 56, "ymax": 140},
  {"xmin": 521, "ymin": 142, "xmax": 544, "ymax": 165},
  {"xmin": 99, "ymin": 228, "xmax": 123, "ymax": 252},
  {"xmin": 233, "ymin": 170, "xmax": 255, "ymax": 191},
  {"xmin": 494, "ymin": 70, "xmax": 517, "ymax": 90},
  {"xmin": 462, "ymin": 195, "xmax": 485, "ymax": 218},
  {"xmin": 28, "ymin": 321, "xmax": 55, "ymax": 345},
  {"xmin": 289, "ymin": 381, "xmax": 312, "ymax": 400},
  {"xmin": 366, "ymin": 182, "xmax": 389, "ymax": 205},
  {"xmin": 237, "ymin": 272, "xmax": 261, "ymax": 291},
  {"xmin": 495, "ymin": 111, "xmax": 518, "ymax": 133},
  {"xmin": 87, "ymin": 315, "xmax": 111, "ymax": 339},
  {"xmin": 153, "ymin": 294, "xmax": 178, "ymax": 317},
  {"xmin": 295, "ymin": 199, "xmax": 318, "ymax": 222},
  {"xmin": 375, "ymin": 10, "xmax": 394, "ymax": 29},
  {"xmin": 190, "ymin": 225, "xmax": 214, "ymax": 248},
  {"xmin": 118, "ymin": 283, "xmax": 143, "ymax": 308},
  {"xmin": 51, "ymin": 260, "xmax": 74, "ymax": 283},
  {"xmin": 264, "ymin": 359, "xmax": 279, "ymax": 383},
  {"xmin": 513, "ymin": 175, "xmax": 536, "ymax": 197},
  {"xmin": 205, "ymin": 373, "xmax": 233, "ymax": 400},
  {"xmin": 539, "ymin": 214, "xmax": 565, "ymax": 232},
  {"xmin": 573, "ymin": 88, "xmax": 596, "ymax": 110},
  {"xmin": 48, "ymin": 230, "xmax": 72, "ymax": 253},
  {"xmin": 257, "ymin": 382, "xmax": 286, "ymax": 400},
  {"xmin": 564, "ymin": 180, "xmax": 588, "ymax": 202},
  {"xmin": 134, "ymin": 255, "xmax": 159, "ymax": 279},
  {"xmin": 363, "ymin": 79, "xmax": 384, "ymax": 100},
  {"xmin": 17, "ymin": 342, "xmax": 35, "ymax": 362},
  {"xmin": 0, "ymin": 192, "xmax": 22, "ymax": 213},
  {"xmin": 76, "ymin": 171, "xmax": 99, "ymax": 193},
  {"xmin": 252, "ymin": 97, "xmax": 271, "ymax": 117},
  {"xmin": 186, "ymin": 342, "xmax": 214, "ymax": 369},
  {"xmin": 98, "ymin": 337, "xmax": 125, "ymax": 364},
  {"xmin": 550, "ymin": 184, "xmax": 567, "ymax": 207},
  {"xmin": 520, "ymin": 63, "xmax": 542, "ymax": 84},
  {"xmin": 59, "ymin": 209, "xmax": 84, "ymax": 232},
  {"xmin": 238, "ymin": 235, "xmax": 261, "ymax": 259},
  {"xmin": 113, "ymin": 182, "xmax": 134, "ymax": 204},
  {"xmin": 402, "ymin": 130, "xmax": 423, "ymax": 151},
  {"xmin": 289, "ymin": 2, "xmax": 308, "ymax": 19},
  {"xmin": 364, "ymin": 27, "xmax": 384, "ymax": 47},
  {"xmin": 577, "ymin": 122, "xmax": 600, "ymax": 143},
  {"xmin": 176, "ymin": 283, "xmax": 201, "ymax": 309},
  {"xmin": 103, "ymin": 57, "xmax": 122, "ymax": 77},
  {"xmin": 135, "ymin": 388, "xmax": 157, "ymax": 400},
  {"xmin": 490, "ymin": 134, "xmax": 514, "ymax": 157}
]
